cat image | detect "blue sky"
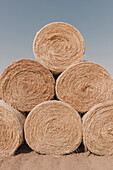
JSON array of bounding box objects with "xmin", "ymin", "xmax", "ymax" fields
[{"xmin": 0, "ymin": 0, "xmax": 113, "ymax": 77}]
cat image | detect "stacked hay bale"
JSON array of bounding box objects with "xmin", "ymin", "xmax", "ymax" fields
[
  {"xmin": 0, "ymin": 59, "xmax": 55, "ymax": 112},
  {"xmin": 24, "ymin": 100, "xmax": 82, "ymax": 155},
  {"xmin": 83, "ymin": 100, "xmax": 113, "ymax": 156},
  {"xmin": 0, "ymin": 100, "xmax": 25, "ymax": 156},
  {"xmin": 33, "ymin": 22, "xmax": 85, "ymax": 74},
  {"xmin": 0, "ymin": 58, "xmax": 55, "ymax": 156},
  {"xmin": 0, "ymin": 22, "xmax": 113, "ymax": 156}
]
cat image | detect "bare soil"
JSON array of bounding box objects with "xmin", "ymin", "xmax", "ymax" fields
[{"xmin": 0, "ymin": 143, "xmax": 113, "ymax": 170}]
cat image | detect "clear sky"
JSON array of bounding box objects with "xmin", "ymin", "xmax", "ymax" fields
[{"xmin": 0, "ymin": 0, "xmax": 113, "ymax": 77}]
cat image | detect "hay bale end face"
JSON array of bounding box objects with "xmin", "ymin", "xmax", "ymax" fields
[
  {"xmin": 0, "ymin": 59, "xmax": 55, "ymax": 112},
  {"xmin": 33, "ymin": 22, "xmax": 85, "ymax": 74},
  {"xmin": 24, "ymin": 100, "xmax": 82, "ymax": 155},
  {"xmin": 0, "ymin": 100, "xmax": 25, "ymax": 156},
  {"xmin": 83, "ymin": 100, "xmax": 113, "ymax": 156},
  {"xmin": 56, "ymin": 61, "xmax": 113, "ymax": 113}
]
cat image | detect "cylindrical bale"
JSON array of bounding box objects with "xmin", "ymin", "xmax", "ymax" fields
[
  {"xmin": 0, "ymin": 100, "xmax": 25, "ymax": 156},
  {"xmin": 33, "ymin": 22, "xmax": 85, "ymax": 74},
  {"xmin": 24, "ymin": 100, "xmax": 82, "ymax": 155},
  {"xmin": 83, "ymin": 100, "xmax": 113, "ymax": 156},
  {"xmin": 110, "ymin": 93, "xmax": 113, "ymax": 100},
  {"xmin": 111, "ymin": 80, "xmax": 113, "ymax": 99},
  {"xmin": 56, "ymin": 61, "xmax": 112, "ymax": 113},
  {"xmin": 0, "ymin": 59, "xmax": 55, "ymax": 112}
]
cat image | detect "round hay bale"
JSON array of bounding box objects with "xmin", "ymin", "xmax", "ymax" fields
[
  {"xmin": 24, "ymin": 100, "xmax": 82, "ymax": 155},
  {"xmin": 0, "ymin": 83, "xmax": 1, "ymax": 98},
  {"xmin": 83, "ymin": 100, "xmax": 113, "ymax": 156},
  {"xmin": 33, "ymin": 22, "xmax": 85, "ymax": 74},
  {"xmin": 0, "ymin": 100, "xmax": 25, "ymax": 156},
  {"xmin": 110, "ymin": 93, "xmax": 113, "ymax": 100},
  {"xmin": 0, "ymin": 59, "xmax": 55, "ymax": 112},
  {"xmin": 56, "ymin": 61, "xmax": 112, "ymax": 113}
]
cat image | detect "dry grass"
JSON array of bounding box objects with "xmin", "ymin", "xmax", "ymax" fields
[
  {"xmin": 0, "ymin": 59, "xmax": 55, "ymax": 112},
  {"xmin": 83, "ymin": 100, "xmax": 113, "ymax": 155},
  {"xmin": 0, "ymin": 100, "xmax": 25, "ymax": 156},
  {"xmin": 33, "ymin": 22, "xmax": 85, "ymax": 74},
  {"xmin": 24, "ymin": 100, "xmax": 82, "ymax": 155},
  {"xmin": 56, "ymin": 61, "xmax": 112, "ymax": 113}
]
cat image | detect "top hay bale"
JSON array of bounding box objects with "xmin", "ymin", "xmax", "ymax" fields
[{"xmin": 33, "ymin": 22, "xmax": 85, "ymax": 74}]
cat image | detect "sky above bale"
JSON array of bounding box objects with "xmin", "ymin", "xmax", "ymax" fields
[{"xmin": 0, "ymin": 0, "xmax": 113, "ymax": 77}]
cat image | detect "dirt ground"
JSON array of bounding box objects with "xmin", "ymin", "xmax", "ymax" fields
[{"xmin": 0, "ymin": 143, "xmax": 113, "ymax": 170}]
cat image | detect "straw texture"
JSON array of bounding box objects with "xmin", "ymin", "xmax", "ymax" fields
[
  {"xmin": 24, "ymin": 100, "xmax": 82, "ymax": 155},
  {"xmin": 0, "ymin": 100, "xmax": 25, "ymax": 156},
  {"xmin": 33, "ymin": 22, "xmax": 85, "ymax": 74},
  {"xmin": 0, "ymin": 59, "xmax": 55, "ymax": 112},
  {"xmin": 83, "ymin": 100, "xmax": 113, "ymax": 156},
  {"xmin": 111, "ymin": 93, "xmax": 113, "ymax": 100},
  {"xmin": 56, "ymin": 61, "xmax": 113, "ymax": 113}
]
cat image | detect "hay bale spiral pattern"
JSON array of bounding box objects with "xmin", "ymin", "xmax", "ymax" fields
[
  {"xmin": 0, "ymin": 100, "xmax": 25, "ymax": 156},
  {"xmin": 24, "ymin": 100, "xmax": 82, "ymax": 155},
  {"xmin": 56, "ymin": 61, "xmax": 112, "ymax": 113},
  {"xmin": 83, "ymin": 100, "xmax": 113, "ymax": 155},
  {"xmin": 0, "ymin": 59, "xmax": 55, "ymax": 112},
  {"xmin": 33, "ymin": 22, "xmax": 85, "ymax": 74}
]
